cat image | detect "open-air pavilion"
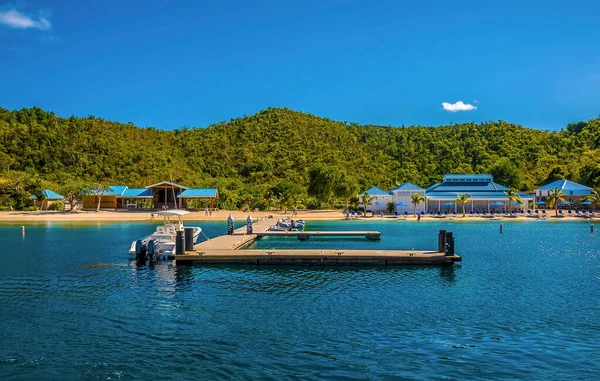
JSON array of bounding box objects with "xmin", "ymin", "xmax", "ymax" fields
[{"xmin": 425, "ymin": 174, "xmax": 533, "ymax": 213}]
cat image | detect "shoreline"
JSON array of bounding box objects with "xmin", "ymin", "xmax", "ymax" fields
[{"xmin": 0, "ymin": 210, "xmax": 597, "ymax": 223}]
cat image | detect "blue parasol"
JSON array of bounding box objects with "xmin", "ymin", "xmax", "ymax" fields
[
  {"xmin": 580, "ymin": 201, "xmax": 592, "ymax": 205},
  {"xmin": 490, "ymin": 201, "xmax": 504, "ymax": 206},
  {"xmin": 442, "ymin": 202, "xmax": 454, "ymax": 206},
  {"xmin": 396, "ymin": 202, "xmax": 408, "ymax": 207},
  {"xmin": 535, "ymin": 201, "xmax": 546, "ymax": 205},
  {"xmin": 373, "ymin": 201, "xmax": 383, "ymax": 206},
  {"xmin": 558, "ymin": 201, "xmax": 573, "ymax": 206}
]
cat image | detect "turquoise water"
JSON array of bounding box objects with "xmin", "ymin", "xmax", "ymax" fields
[{"xmin": 0, "ymin": 220, "xmax": 599, "ymax": 380}]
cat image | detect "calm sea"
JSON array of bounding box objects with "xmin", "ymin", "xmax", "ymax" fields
[{"xmin": 0, "ymin": 219, "xmax": 598, "ymax": 380}]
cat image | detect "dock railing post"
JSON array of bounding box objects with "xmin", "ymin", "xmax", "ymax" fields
[
  {"xmin": 247, "ymin": 215, "xmax": 253, "ymax": 234},
  {"xmin": 438, "ymin": 230, "xmax": 447, "ymax": 253},
  {"xmin": 227, "ymin": 214, "xmax": 234, "ymax": 235},
  {"xmin": 176, "ymin": 230, "xmax": 185, "ymax": 255},
  {"xmin": 184, "ymin": 227, "xmax": 194, "ymax": 251},
  {"xmin": 444, "ymin": 231, "xmax": 454, "ymax": 256}
]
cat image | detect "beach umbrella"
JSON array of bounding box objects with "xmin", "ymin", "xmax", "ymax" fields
[
  {"xmin": 580, "ymin": 201, "xmax": 592, "ymax": 205},
  {"xmin": 490, "ymin": 201, "xmax": 504, "ymax": 206},
  {"xmin": 442, "ymin": 202, "xmax": 454, "ymax": 206},
  {"xmin": 396, "ymin": 202, "xmax": 408, "ymax": 207},
  {"xmin": 535, "ymin": 201, "xmax": 546, "ymax": 205},
  {"xmin": 558, "ymin": 201, "xmax": 573, "ymax": 206}
]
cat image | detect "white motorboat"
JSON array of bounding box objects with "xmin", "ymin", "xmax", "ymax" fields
[
  {"xmin": 277, "ymin": 217, "xmax": 305, "ymax": 230},
  {"xmin": 129, "ymin": 210, "xmax": 201, "ymax": 262}
]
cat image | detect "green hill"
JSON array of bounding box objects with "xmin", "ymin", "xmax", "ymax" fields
[{"xmin": 1, "ymin": 106, "xmax": 599, "ymax": 209}]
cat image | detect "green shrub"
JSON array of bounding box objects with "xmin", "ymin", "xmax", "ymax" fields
[
  {"xmin": 48, "ymin": 201, "xmax": 65, "ymax": 211},
  {"xmin": 0, "ymin": 206, "xmax": 11, "ymax": 211},
  {"xmin": 23, "ymin": 206, "xmax": 40, "ymax": 211}
]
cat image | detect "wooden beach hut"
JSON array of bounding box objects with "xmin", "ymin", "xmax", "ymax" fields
[{"xmin": 31, "ymin": 190, "xmax": 65, "ymax": 210}]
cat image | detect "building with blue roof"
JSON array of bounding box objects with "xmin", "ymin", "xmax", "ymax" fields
[
  {"xmin": 358, "ymin": 186, "xmax": 394, "ymax": 213},
  {"xmin": 425, "ymin": 174, "xmax": 533, "ymax": 212},
  {"xmin": 534, "ymin": 180, "xmax": 592, "ymax": 208},
  {"xmin": 389, "ymin": 182, "xmax": 426, "ymax": 214},
  {"xmin": 534, "ymin": 180, "xmax": 592, "ymax": 197},
  {"xmin": 30, "ymin": 189, "xmax": 64, "ymax": 210},
  {"xmin": 81, "ymin": 181, "xmax": 219, "ymax": 210}
]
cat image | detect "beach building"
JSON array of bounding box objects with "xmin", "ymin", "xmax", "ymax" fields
[
  {"xmin": 359, "ymin": 186, "xmax": 393, "ymax": 213},
  {"xmin": 425, "ymin": 174, "xmax": 533, "ymax": 213},
  {"xmin": 30, "ymin": 190, "xmax": 64, "ymax": 210},
  {"xmin": 389, "ymin": 182, "xmax": 426, "ymax": 214},
  {"xmin": 82, "ymin": 181, "xmax": 219, "ymax": 210},
  {"xmin": 534, "ymin": 180, "xmax": 592, "ymax": 207},
  {"xmin": 82, "ymin": 186, "xmax": 128, "ymax": 209}
]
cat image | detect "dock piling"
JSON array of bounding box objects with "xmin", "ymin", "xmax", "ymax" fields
[
  {"xmin": 444, "ymin": 231, "xmax": 455, "ymax": 256},
  {"xmin": 176, "ymin": 230, "xmax": 185, "ymax": 255},
  {"xmin": 438, "ymin": 230, "xmax": 446, "ymax": 253}
]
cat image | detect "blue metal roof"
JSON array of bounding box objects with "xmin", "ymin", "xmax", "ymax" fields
[
  {"xmin": 30, "ymin": 189, "xmax": 64, "ymax": 199},
  {"xmin": 427, "ymin": 181, "xmax": 509, "ymax": 193},
  {"xmin": 359, "ymin": 186, "xmax": 390, "ymax": 196},
  {"xmin": 102, "ymin": 186, "xmax": 128, "ymax": 196},
  {"xmin": 535, "ymin": 180, "xmax": 592, "ymax": 192},
  {"xmin": 121, "ymin": 188, "xmax": 154, "ymax": 198},
  {"xmin": 389, "ymin": 182, "xmax": 425, "ymax": 192},
  {"xmin": 178, "ymin": 188, "xmax": 219, "ymax": 198},
  {"xmin": 425, "ymin": 192, "xmax": 533, "ymax": 200},
  {"xmin": 443, "ymin": 174, "xmax": 493, "ymax": 182}
]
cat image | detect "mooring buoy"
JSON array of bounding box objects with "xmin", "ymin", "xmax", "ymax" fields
[{"xmin": 21, "ymin": 226, "xmax": 25, "ymax": 236}]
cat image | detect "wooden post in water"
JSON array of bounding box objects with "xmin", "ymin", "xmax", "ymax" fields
[
  {"xmin": 591, "ymin": 224, "xmax": 594, "ymax": 233},
  {"xmin": 500, "ymin": 224, "xmax": 503, "ymax": 234},
  {"xmin": 21, "ymin": 226, "xmax": 25, "ymax": 236}
]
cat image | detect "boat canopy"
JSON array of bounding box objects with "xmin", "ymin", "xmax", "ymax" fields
[{"xmin": 156, "ymin": 210, "xmax": 190, "ymax": 216}]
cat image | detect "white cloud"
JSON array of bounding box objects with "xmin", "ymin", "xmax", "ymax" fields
[
  {"xmin": 0, "ymin": 9, "xmax": 51, "ymax": 30},
  {"xmin": 442, "ymin": 101, "xmax": 477, "ymax": 112}
]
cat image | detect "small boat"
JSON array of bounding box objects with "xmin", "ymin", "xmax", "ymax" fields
[
  {"xmin": 277, "ymin": 217, "xmax": 305, "ymax": 230},
  {"xmin": 128, "ymin": 210, "xmax": 201, "ymax": 263}
]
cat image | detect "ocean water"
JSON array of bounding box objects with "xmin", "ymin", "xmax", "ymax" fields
[{"xmin": 0, "ymin": 219, "xmax": 598, "ymax": 380}]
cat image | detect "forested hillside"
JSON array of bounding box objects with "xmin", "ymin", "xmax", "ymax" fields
[{"xmin": 1, "ymin": 106, "xmax": 599, "ymax": 210}]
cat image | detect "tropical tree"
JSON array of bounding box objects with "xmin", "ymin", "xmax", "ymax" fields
[
  {"xmin": 455, "ymin": 193, "xmax": 472, "ymax": 217},
  {"xmin": 410, "ymin": 192, "xmax": 426, "ymax": 217},
  {"xmin": 307, "ymin": 164, "xmax": 339, "ymax": 209},
  {"xmin": 60, "ymin": 179, "xmax": 90, "ymax": 212},
  {"xmin": 360, "ymin": 192, "xmax": 376, "ymax": 214},
  {"xmin": 387, "ymin": 202, "xmax": 395, "ymax": 214},
  {"xmin": 93, "ymin": 184, "xmax": 112, "ymax": 212},
  {"xmin": 546, "ymin": 188, "xmax": 565, "ymax": 217},
  {"xmin": 584, "ymin": 189, "xmax": 600, "ymax": 209},
  {"xmin": 333, "ymin": 176, "xmax": 360, "ymax": 210},
  {"xmin": 504, "ymin": 188, "xmax": 523, "ymax": 214}
]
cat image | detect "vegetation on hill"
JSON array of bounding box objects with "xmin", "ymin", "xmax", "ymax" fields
[{"xmin": 1, "ymin": 106, "xmax": 599, "ymax": 210}]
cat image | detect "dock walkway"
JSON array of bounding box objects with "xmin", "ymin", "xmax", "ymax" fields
[{"xmin": 173, "ymin": 217, "xmax": 461, "ymax": 266}]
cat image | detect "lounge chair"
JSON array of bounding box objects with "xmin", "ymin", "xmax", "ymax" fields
[
  {"xmin": 452, "ymin": 211, "xmax": 457, "ymax": 217},
  {"xmin": 482, "ymin": 211, "xmax": 487, "ymax": 217},
  {"xmin": 469, "ymin": 210, "xmax": 474, "ymax": 216},
  {"xmin": 476, "ymin": 210, "xmax": 481, "ymax": 216},
  {"xmin": 582, "ymin": 210, "xmax": 588, "ymax": 216},
  {"xmin": 437, "ymin": 211, "xmax": 442, "ymax": 217},
  {"xmin": 535, "ymin": 210, "xmax": 539, "ymax": 215},
  {"xmin": 589, "ymin": 209, "xmax": 594, "ymax": 215},
  {"xmin": 527, "ymin": 209, "xmax": 532, "ymax": 215},
  {"xmin": 568, "ymin": 210, "xmax": 573, "ymax": 216},
  {"xmin": 403, "ymin": 211, "xmax": 408, "ymax": 217},
  {"xmin": 576, "ymin": 210, "xmax": 581, "ymax": 216},
  {"xmin": 420, "ymin": 211, "xmax": 425, "ymax": 217},
  {"xmin": 542, "ymin": 210, "xmax": 547, "ymax": 217}
]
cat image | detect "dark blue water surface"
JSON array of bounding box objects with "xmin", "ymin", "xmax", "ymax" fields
[{"xmin": 0, "ymin": 219, "xmax": 599, "ymax": 380}]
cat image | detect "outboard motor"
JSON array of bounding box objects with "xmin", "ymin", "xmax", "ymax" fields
[
  {"xmin": 246, "ymin": 215, "xmax": 253, "ymax": 234},
  {"xmin": 227, "ymin": 214, "xmax": 235, "ymax": 235},
  {"xmin": 135, "ymin": 239, "xmax": 147, "ymax": 263},
  {"xmin": 147, "ymin": 239, "xmax": 159, "ymax": 263}
]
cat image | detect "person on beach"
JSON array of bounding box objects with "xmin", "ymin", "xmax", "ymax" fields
[{"xmin": 417, "ymin": 213, "xmax": 421, "ymax": 222}]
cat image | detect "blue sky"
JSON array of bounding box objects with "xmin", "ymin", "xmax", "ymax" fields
[{"xmin": 0, "ymin": 0, "xmax": 598, "ymax": 130}]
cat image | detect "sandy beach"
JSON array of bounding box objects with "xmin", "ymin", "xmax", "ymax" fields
[{"xmin": 0, "ymin": 209, "xmax": 597, "ymax": 223}]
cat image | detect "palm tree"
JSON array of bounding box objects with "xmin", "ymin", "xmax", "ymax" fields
[
  {"xmin": 546, "ymin": 188, "xmax": 565, "ymax": 217},
  {"xmin": 455, "ymin": 193, "xmax": 471, "ymax": 217},
  {"xmin": 504, "ymin": 188, "xmax": 523, "ymax": 214},
  {"xmin": 584, "ymin": 189, "xmax": 600, "ymax": 211},
  {"xmin": 410, "ymin": 193, "xmax": 426, "ymax": 217},
  {"xmin": 386, "ymin": 202, "xmax": 395, "ymax": 214},
  {"xmin": 360, "ymin": 192, "xmax": 376, "ymax": 214}
]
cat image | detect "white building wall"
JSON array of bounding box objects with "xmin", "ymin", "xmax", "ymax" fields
[
  {"xmin": 363, "ymin": 194, "xmax": 395, "ymax": 213},
  {"xmin": 392, "ymin": 190, "xmax": 426, "ymax": 214}
]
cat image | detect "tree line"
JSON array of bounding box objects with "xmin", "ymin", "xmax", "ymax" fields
[{"xmin": 1, "ymin": 106, "xmax": 599, "ymax": 210}]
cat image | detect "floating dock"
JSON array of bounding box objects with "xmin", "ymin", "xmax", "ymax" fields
[
  {"xmin": 256, "ymin": 230, "xmax": 381, "ymax": 240},
  {"xmin": 173, "ymin": 218, "xmax": 461, "ymax": 266}
]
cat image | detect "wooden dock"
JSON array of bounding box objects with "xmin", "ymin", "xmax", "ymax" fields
[
  {"xmin": 175, "ymin": 249, "xmax": 461, "ymax": 265},
  {"xmin": 256, "ymin": 230, "xmax": 381, "ymax": 240},
  {"xmin": 171, "ymin": 217, "xmax": 461, "ymax": 266}
]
